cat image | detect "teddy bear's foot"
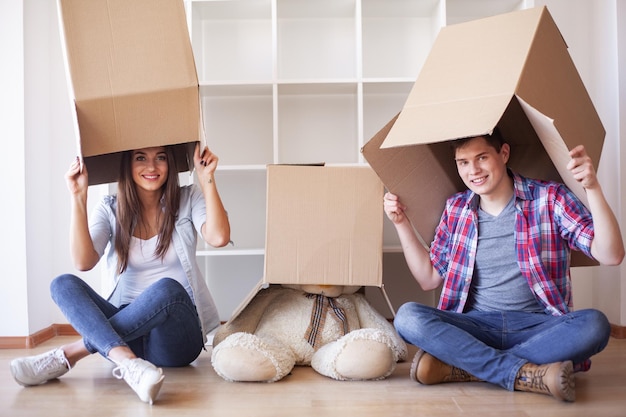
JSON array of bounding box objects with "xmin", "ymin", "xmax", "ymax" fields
[
  {"xmin": 312, "ymin": 328, "xmax": 396, "ymax": 381},
  {"xmin": 211, "ymin": 332, "xmax": 295, "ymax": 382},
  {"xmin": 335, "ymin": 338, "xmax": 395, "ymax": 380}
]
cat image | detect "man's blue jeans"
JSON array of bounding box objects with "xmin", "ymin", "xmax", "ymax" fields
[
  {"xmin": 51, "ymin": 274, "xmax": 204, "ymax": 367},
  {"xmin": 394, "ymin": 302, "xmax": 611, "ymax": 390}
]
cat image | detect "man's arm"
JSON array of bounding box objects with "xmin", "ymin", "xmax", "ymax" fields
[
  {"xmin": 384, "ymin": 192, "xmax": 443, "ymax": 290},
  {"xmin": 568, "ymin": 145, "xmax": 624, "ymax": 265}
]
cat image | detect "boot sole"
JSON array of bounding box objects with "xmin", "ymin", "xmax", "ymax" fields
[
  {"xmin": 409, "ymin": 349, "xmax": 428, "ymax": 384},
  {"xmin": 554, "ymin": 361, "xmax": 576, "ymax": 402}
]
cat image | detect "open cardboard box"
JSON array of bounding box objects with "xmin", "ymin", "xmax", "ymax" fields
[
  {"xmin": 229, "ymin": 165, "xmax": 394, "ymax": 321},
  {"xmin": 57, "ymin": 0, "xmax": 203, "ymax": 185},
  {"xmin": 362, "ymin": 6, "xmax": 604, "ymax": 267}
]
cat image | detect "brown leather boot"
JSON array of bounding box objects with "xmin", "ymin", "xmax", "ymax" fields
[
  {"xmin": 410, "ymin": 349, "xmax": 481, "ymax": 384},
  {"xmin": 514, "ymin": 361, "xmax": 575, "ymax": 402}
]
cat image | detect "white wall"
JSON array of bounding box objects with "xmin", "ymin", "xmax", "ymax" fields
[
  {"xmin": 0, "ymin": 0, "xmax": 103, "ymax": 337},
  {"xmin": 23, "ymin": 0, "xmax": 63, "ymax": 333},
  {"xmin": 586, "ymin": 0, "xmax": 625, "ymax": 326},
  {"xmin": 0, "ymin": 0, "xmax": 29, "ymax": 336}
]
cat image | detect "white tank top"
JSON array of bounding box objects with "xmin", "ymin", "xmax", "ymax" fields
[{"xmin": 117, "ymin": 235, "xmax": 193, "ymax": 305}]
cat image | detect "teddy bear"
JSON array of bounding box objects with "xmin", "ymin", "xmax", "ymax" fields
[{"xmin": 210, "ymin": 283, "xmax": 408, "ymax": 382}]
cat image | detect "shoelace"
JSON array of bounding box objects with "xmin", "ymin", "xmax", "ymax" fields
[
  {"xmin": 112, "ymin": 360, "xmax": 145, "ymax": 386},
  {"xmin": 36, "ymin": 350, "xmax": 70, "ymax": 373},
  {"xmin": 518, "ymin": 367, "xmax": 549, "ymax": 392},
  {"xmin": 446, "ymin": 366, "xmax": 473, "ymax": 382}
]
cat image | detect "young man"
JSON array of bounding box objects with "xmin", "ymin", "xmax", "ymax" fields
[{"xmin": 383, "ymin": 132, "xmax": 624, "ymax": 402}]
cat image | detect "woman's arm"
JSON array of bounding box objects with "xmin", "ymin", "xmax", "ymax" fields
[
  {"xmin": 194, "ymin": 143, "xmax": 231, "ymax": 248},
  {"xmin": 66, "ymin": 158, "xmax": 100, "ymax": 270}
]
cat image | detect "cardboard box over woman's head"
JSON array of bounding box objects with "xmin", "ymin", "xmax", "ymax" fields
[
  {"xmin": 362, "ymin": 6, "xmax": 604, "ymax": 267},
  {"xmin": 57, "ymin": 0, "xmax": 203, "ymax": 185}
]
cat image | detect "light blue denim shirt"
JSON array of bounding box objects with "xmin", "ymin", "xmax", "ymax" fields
[{"xmin": 88, "ymin": 185, "xmax": 220, "ymax": 343}]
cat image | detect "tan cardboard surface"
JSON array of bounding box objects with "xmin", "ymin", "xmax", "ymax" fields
[
  {"xmin": 227, "ymin": 165, "xmax": 386, "ymax": 321},
  {"xmin": 264, "ymin": 165, "xmax": 384, "ymax": 286},
  {"xmin": 363, "ymin": 6, "xmax": 603, "ymax": 267},
  {"xmin": 57, "ymin": 0, "xmax": 203, "ymax": 184}
]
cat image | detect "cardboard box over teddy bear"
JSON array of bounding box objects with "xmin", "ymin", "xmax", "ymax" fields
[
  {"xmin": 211, "ymin": 165, "xmax": 408, "ymax": 383},
  {"xmin": 57, "ymin": 0, "xmax": 203, "ymax": 185},
  {"xmin": 362, "ymin": 6, "xmax": 604, "ymax": 267},
  {"xmin": 227, "ymin": 164, "xmax": 391, "ymax": 322}
]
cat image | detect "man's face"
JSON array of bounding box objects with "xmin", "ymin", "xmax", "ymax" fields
[{"xmin": 454, "ymin": 136, "xmax": 510, "ymax": 197}]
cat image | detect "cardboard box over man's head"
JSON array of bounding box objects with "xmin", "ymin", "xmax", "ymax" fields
[
  {"xmin": 362, "ymin": 6, "xmax": 604, "ymax": 267},
  {"xmin": 57, "ymin": 0, "xmax": 203, "ymax": 185}
]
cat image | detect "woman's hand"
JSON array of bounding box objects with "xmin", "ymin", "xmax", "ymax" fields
[
  {"xmin": 194, "ymin": 142, "xmax": 219, "ymax": 188},
  {"xmin": 65, "ymin": 156, "xmax": 88, "ymax": 200}
]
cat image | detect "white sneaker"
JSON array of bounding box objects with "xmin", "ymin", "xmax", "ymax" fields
[
  {"xmin": 10, "ymin": 348, "xmax": 71, "ymax": 386},
  {"xmin": 112, "ymin": 358, "xmax": 164, "ymax": 404}
]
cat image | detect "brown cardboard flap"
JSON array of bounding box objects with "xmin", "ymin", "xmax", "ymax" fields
[
  {"xmin": 381, "ymin": 94, "xmax": 511, "ymax": 147},
  {"xmin": 362, "ymin": 115, "xmax": 463, "ymax": 249}
]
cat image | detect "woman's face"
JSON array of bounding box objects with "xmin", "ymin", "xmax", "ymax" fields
[{"xmin": 131, "ymin": 146, "xmax": 169, "ymax": 192}]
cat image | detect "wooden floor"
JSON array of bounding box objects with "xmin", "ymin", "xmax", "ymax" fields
[{"xmin": 1, "ymin": 336, "xmax": 625, "ymax": 417}]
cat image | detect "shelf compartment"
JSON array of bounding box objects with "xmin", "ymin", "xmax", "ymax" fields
[
  {"xmin": 191, "ymin": 0, "xmax": 273, "ymax": 83},
  {"xmin": 362, "ymin": 81, "xmax": 413, "ymax": 143},
  {"xmin": 361, "ymin": 0, "xmax": 441, "ymax": 79},
  {"xmin": 199, "ymin": 254, "xmax": 265, "ymax": 320},
  {"xmin": 277, "ymin": 82, "xmax": 359, "ymax": 164},
  {"xmin": 196, "ymin": 169, "xmax": 267, "ymax": 252},
  {"xmin": 277, "ymin": 0, "xmax": 358, "ymax": 80},
  {"xmin": 200, "ymin": 84, "xmax": 274, "ymax": 166},
  {"xmin": 446, "ymin": 0, "xmax": 529, "ymax": 25}
]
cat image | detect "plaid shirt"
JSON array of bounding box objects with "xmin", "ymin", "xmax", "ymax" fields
[{"xmin": 430, "ymin": 171, "xmax": 595, "ymax": 317}]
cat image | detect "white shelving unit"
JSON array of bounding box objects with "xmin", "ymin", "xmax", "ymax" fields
[{"xmin": 186, "ymin": 0, "xmax": 534, "ymax": 320}]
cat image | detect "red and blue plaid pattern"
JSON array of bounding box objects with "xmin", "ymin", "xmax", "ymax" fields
[{"xmin": 430, "ymin": 171, "xmax": 594, "ymax": 317}]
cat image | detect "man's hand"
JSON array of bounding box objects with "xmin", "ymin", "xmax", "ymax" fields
[
  {"xmin": 384, "ymin": 192, "xmax": 407, "ymax": 225},
  {"xmin": 567, "ymin": 145, "xmax": 598, "ymax": 190}
]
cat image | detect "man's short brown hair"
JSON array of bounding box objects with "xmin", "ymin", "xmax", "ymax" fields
[{"xmin": 450, "ymin": 127, "xmax": 506, "ymax": 155}]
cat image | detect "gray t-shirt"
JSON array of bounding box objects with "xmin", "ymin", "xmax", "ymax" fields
[{"xmin": 466, "ymin": 197, "xmax": 544, "ymax": 313}]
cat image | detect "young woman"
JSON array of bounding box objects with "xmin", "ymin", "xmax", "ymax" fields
[{"xmin": 10, "ymin": 143, "xmax": 230, "ymax": 404}]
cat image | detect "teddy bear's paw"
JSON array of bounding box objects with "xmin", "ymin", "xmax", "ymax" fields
[
  {"xmin": 334, "ymin": 338, "xmax": 396, "ymax": 380},
  {"xmin": 312, "ymin": 329, "xmax": 396, "ymax": 381},
  {"xmin": 211, "ymin": 332, "xmax": 295, "ymax": 382}
]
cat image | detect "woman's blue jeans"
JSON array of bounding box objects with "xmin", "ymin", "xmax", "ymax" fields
[
  {"xmin": 51, "ymin": 274, "xmax": 204, "ymax": 367},
  {"xmin": 394, "ymin": 302, "xmax": 611, "ymax": 391}
]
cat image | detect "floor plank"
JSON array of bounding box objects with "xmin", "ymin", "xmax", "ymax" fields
[{"xmin": 1, "ymin": 336, "xmax": 625, "ymax": 417}]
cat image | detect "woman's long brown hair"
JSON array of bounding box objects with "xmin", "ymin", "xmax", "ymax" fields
[{"xmin": 114, "ymin": 146, "xmax": 181, "ymax": 274}]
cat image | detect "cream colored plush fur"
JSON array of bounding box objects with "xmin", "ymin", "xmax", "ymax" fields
[{"xmin": 211, "ymin": 285, "xmax": 407, "ymax": 382}]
